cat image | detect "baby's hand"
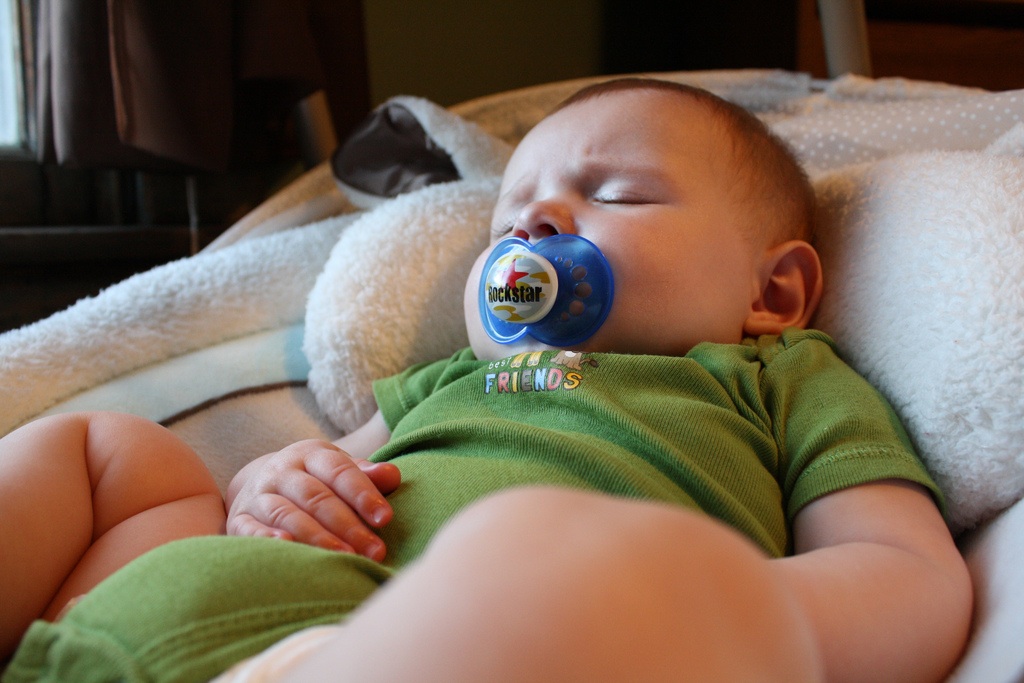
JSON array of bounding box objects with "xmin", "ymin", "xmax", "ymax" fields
[{"xmin": 225, "ymin": 440, "xmax": 400, "ymax": 561}]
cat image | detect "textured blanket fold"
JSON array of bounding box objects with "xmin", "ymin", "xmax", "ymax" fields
[
  {"xmin": 814, "ymin": 151, "xmax": 1024, "ymax": 532},
  {"xmin": 0, "ymin": 216, "xmax": 353, "ymax": 436}
]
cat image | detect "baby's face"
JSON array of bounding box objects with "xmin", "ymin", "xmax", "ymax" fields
[{"xmin": 464, "ymin": 88, "xmax": 768, "ymax": 360}]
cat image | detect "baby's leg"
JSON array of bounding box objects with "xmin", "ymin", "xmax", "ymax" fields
[
  {"xmin": 283, "ymin": 487, "xmax": 822, "ymax": 682},
  {"xmin": 0, "ymin": 412, "xmax": 225, "ymax": 657}
]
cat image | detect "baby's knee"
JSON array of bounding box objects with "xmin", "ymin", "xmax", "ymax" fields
[
  {"xmin": 427, "ymin": 486, "xmax": 717, "ymax": 582},
  {"xmin": 419, "ymin": 488, "xmax": 821, "ymax": 680},
  {"xmin": 429, "ymin": 486, "xmax": 613, "ymax": 551},
  {"xmin": 66, "ymin": 412, "xmax": 220, "ymax": 514},
  {"xmin": 430, "ymin": 486, "xmax": 788, "ymax": 615},
  {"xmin": 83, "ymin": 412, "xmax": 207, "ymax": 472},
  {"xmin": 9, "ymin": 412, "xmax": 178, "ymax": 460}
]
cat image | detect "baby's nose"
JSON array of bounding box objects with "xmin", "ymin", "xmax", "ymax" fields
[{"xmin": 512, "ymin": 199, "xmax": 575, "ymax": 242}]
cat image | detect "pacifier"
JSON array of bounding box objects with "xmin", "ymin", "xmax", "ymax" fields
[{"xmin": 479, "ymin": 234, "xmax": 614, "ymax": 346}]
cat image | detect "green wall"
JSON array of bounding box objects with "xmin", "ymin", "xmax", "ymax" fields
[{"xmin": 363, "ymin": 1, "xmax": 603, "ymax": 106}]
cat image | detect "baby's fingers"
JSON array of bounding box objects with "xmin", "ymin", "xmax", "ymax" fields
[
  {"xmin": 306, "ymin": 450, "xmax": 395, "ymax": 528},
  {"xmin": 227, "ymin": 511, "xmax": 298, "ymax": 543},
  {"xmin": 229, "ymin": 493, "xmax": 372, "ymax": 557},
  {"xmin": 230, "ymin": 491, "xmax": 367, "ymax": 555},
  {"xmin": 356, "ymin": 459, "xmax": 402, "ymax": 496},
  {"xmin": 273, "ymin": 476, "xmax": 389, "ymax": 561}
]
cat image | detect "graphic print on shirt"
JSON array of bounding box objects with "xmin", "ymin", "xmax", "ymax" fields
[{"xmin": 483, "ymin": 350, "xmax": 598, "ymax": 395}]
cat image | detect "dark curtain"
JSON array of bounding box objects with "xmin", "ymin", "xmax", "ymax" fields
[{"xmin": 34, "ymin": 0, "xmax": 369, "ymax": 172}]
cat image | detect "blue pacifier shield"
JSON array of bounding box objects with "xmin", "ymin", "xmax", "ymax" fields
[{"xmin": 479, "ymin": 235, "xmax": 614, "ymax": 346}]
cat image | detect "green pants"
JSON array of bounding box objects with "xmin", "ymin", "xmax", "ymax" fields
[{"xmin": 4, "ymin": 536, "xmax": 393, "ymax": 683}]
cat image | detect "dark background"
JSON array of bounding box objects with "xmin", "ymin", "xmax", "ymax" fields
[{"xmin": 3, "ymin": 0, "xmax": 1023, "ymax": 332}]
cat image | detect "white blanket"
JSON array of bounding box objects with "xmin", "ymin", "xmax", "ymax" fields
[{"xmin": 0, "ymin": 216, "xmax": 353, "ymax": 436}]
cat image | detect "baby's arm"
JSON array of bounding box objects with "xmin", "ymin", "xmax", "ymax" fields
[
  {"xmin": 225, "ymin": 411, "xmax": 396, "ymax": 560},
  {"xmin": 779, "ymin": 480, "xmax": 972, "ymax": 683}
]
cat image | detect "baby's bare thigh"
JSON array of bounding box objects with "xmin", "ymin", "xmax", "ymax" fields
[
  {"xmin": 4, "ymin": 411, "xmax": 218, "ymax": 522},
  {"xmin": 70, "ymin": 411, "xmax": 222, "ymax": 531},
  {"xmin": 0, "ymin": 412, "xmax": 225, "ymax": 653}
]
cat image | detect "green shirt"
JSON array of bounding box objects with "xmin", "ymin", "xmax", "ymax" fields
[{"xmin": 371, "ymin": 328, "xmax": 941, "ymax": 561}]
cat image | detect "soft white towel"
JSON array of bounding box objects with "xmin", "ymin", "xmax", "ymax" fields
[
  {"xmin": 0, "ymin": 216, "xmax": 353, "ymax": 436},
  {"xmin": 813, "ymin": 151, "xmax": 1024, "ymax": 532}
]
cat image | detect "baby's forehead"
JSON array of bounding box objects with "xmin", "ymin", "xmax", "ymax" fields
[
  {"xmin": 507, "ymin": 91, "xmax": 733, "ymax": 176},
  {"xmin": 534, "ymin": 90, "xmax": 726, "ymax": 150}
]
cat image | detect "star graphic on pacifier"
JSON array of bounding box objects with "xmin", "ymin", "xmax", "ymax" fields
[{"xmin": 503, "ymin": 260, "xmax": 530, "ymax": 288}]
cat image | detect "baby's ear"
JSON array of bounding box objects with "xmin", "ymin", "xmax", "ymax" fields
[{"xmin": 743, "ymin": 240, "xmax": 823, "ymax": 336}]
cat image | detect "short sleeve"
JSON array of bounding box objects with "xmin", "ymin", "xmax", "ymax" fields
[
  {"xmin": 372, "ymin": 348, "xmax": 478, "ymax": 433},
  {"xmin": 759, "ymin": 329, "xmax": 945, "ymax": 521}
]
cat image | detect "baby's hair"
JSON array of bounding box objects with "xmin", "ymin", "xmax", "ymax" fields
[{"xmin": 552, "ymin": 78, "xmax": 816, "ymax": 245}]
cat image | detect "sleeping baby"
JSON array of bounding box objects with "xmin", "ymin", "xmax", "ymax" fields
[{"xmin": 1, "ymin": 78, "xmax": 971, "ymax": 683}]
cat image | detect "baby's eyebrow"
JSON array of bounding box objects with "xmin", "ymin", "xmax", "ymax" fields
[
  {"xmin": 585, "ymin": 164, "xmax": 683, "ymax": 199},
  {"xmin": 496, "ymin": 157, "xmax": 678, "ymax": 206},
  {"xmin": 578, "ymin": 158, "xmax": 673, "ymax": 183}
]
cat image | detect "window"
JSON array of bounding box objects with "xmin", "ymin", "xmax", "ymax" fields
[{"xmin": 0, "ymin": 0, "xmax": 26, "ymax": 151}]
